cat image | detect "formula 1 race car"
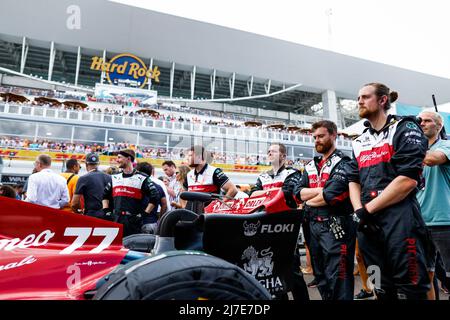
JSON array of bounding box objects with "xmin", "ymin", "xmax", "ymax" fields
[
  {"xmin": 0, "ymin": 188, "xmax": 305, "ymax": 300},
  {"xmin": 0, "ymin": 197, "xmax": 139, "ymax": 300}
]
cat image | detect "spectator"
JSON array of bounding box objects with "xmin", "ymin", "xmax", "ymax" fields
[
  {"xmin": 162, "ymin": 160, "xmax": 179, "ymax": 203},
  {"xmin": 22, "ymin": 168, "xmax": 38, "ymax": 200},
  {"xmin": 171, "ymin": 165, "xmax": 190, "ymax": 209},
  {"xmin": 72, "ymin": 153, "xmax": 110, "ymax": 218},
  {"xmin": 13, "ymin": 184, "xmax": 24, "ymax": 200},
  {"xmin": 136, "ymin": 162, "xmax": 167, "ymax": 234},
  {"xmin": 0, "ymin": 184, "xmax": 16, "ymax": 199},
  {"xmin": 417, "ymin": 110, "xmax": 450, "ymax": 300},
  {"xmin": 60, "ymin": 158, "xmax": 81, "ymax": 212},
  {"xmin": 25, "ymin": 154, "xmax": 69, "ymax": 209},
  {"xmin": 158, "ymin": 176, "xmax": 170, "ymax": 188}
]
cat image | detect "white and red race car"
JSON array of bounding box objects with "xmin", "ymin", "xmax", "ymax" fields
[
  {"xmin": 0, "ymin": 197, "xmax": 138, "ymax": 300},
  {"xmin": 1, "ymin": 189, "xmax": 301, "ymax": 300}
]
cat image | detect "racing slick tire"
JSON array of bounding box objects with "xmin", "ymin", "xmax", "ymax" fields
[
  {"xmin": 94, "ymin": 250, "xmax": 272, "ymax": 300},
  {"xmin": 123, "ymin": 234, "xmax": 156, "ymax": 253}
]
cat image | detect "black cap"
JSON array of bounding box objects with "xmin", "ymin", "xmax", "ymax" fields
[{"xmin": 86, "ymin": 152, "xmax": 100, "ymax": 164}]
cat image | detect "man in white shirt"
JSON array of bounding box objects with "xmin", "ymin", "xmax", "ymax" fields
[
  {"xmin": 162, "ymin": 160, "xmax": 180, "ymax": 204},
  {"xmin": 26, "ymin": 154, "xmax": 69, "ymax": 209}
]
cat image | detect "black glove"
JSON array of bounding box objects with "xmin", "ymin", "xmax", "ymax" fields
[
  {"xmin": 284, "ymin": 192, "xmax": 298, "ymax": 209},
  {"xmin": 102, "ymin": 208, "xmax": 114, "ymax": 221},
  {"xmin": 301, "ymin": 203, "xmax": 314, "ymax": 223},
  {"xmin": 302, "ymin": 203, "xmax": 312, "ymax": 215},
  {"xmin": 353, "ymin": 207, "xmax": 380, "ymax": 235},
  {"xmin": 128, "ymin": 213, "xmax": 143, "ymax": 225},
  {"xmin": 282, "ymin": 172, "xmax": 301, "ymax": 209},
  {"xmin": 353, "ymin": 207, "xmax": 370, "ymax": 222}
]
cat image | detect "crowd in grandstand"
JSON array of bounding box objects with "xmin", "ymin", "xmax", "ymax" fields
[
  {"xmin": 1, "ymin": 85, "xmax": 332, "ymax": 135},
  {"xmin": 0, "ymin": 136, "xmax": 310, "ymax": 167},
  {"xmin": 89, "ymin": 107, "xmax": 244, "ymax": 128},
  {"xmin": 2, "ymin": 98, "xmax": 302, "ymax": 132}
]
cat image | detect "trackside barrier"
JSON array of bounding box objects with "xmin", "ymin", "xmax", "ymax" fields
[{"xmin": 0, "ymin": 148, "xmax": 272, "ymax": 173}]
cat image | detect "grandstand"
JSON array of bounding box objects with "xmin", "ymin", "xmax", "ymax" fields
[
  {"xmin": 1, "ymin": 0, "xmax": 450, "ymax": 185},
  {"xmin": 0, "ymin": 88, "xmax": 353, "ymax": 184}
]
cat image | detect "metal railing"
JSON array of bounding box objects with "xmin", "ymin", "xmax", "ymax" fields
[
  {"xmin": 0, "ymin": 85, "xmax": 323, "ymax": 125},
  {"xmin": 0, "ymin": 102, "xmax": 353, "ymax": 148}
]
